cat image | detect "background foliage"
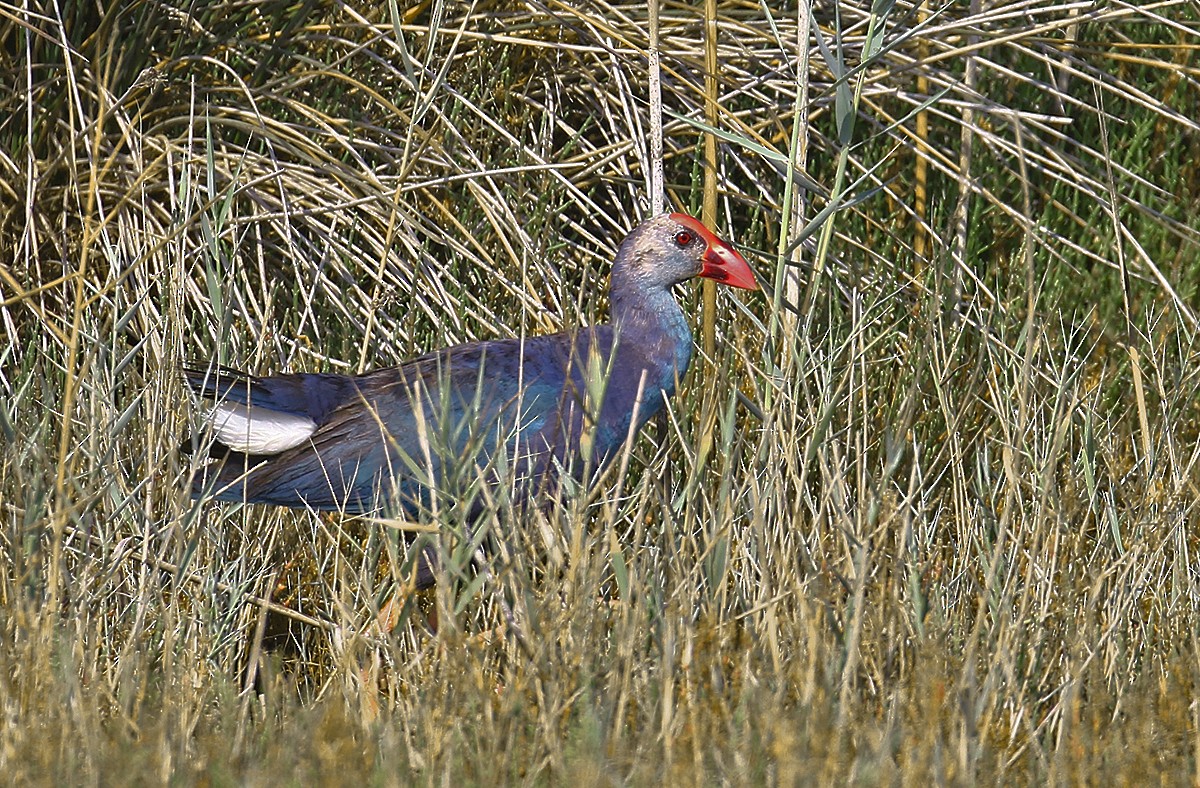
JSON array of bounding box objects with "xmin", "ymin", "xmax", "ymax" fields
[{"xmin": 2, "ymin": 0, "xmax": 1200, "ymax": 782}]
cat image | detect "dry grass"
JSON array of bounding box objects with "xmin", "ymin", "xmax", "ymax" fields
[{"xmin": 3, "ymin": 0, "xmax": 1200, "ymax": 783}]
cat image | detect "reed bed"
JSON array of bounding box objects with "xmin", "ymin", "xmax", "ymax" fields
[{"xmin": 2, "ymin": 0, "xmax": 1199, "ymax": 783}]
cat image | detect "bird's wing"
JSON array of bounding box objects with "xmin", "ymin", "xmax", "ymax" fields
[{"xmin": 200, "ymin": 335, "xmax": 574, "ymax": 514}]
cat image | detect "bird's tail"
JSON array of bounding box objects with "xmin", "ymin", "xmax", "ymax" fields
[{"xmin": 188, "ymin": 451, "xmax": 269, "ymax": 501}]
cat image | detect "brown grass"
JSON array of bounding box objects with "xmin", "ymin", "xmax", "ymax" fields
[{"xmin": 2, "ymin": 0, "xmax": 1200, "ymax": 783}]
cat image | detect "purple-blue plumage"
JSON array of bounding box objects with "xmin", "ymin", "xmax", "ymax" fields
[
  {"xmin": 186, "ymin": 213, "xmax": 757, "ymax": 584},
  {"xmin": 184, "ymin": 368, "xmax": 362, "ymax": 424}
]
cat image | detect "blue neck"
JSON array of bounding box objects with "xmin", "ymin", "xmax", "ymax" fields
[{"xmin": 610, "ymin": 282, "xmax": 694, "ymax": 395}]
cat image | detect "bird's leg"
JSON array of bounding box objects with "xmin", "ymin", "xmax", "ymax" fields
[{"xmin": 472, "ymin": 547, "xmax": 536, "ymax": 660}]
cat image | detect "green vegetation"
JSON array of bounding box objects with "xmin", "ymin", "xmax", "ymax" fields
[{"xmin": 3, "ymin": 0, "xmax": 1200, "ymax": 783}]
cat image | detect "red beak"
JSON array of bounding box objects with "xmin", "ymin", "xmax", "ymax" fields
[
  {"xmin": 670, "ymin": 212, "xmax": 759, "ymax": 291},
  {"xmin": 700, "ymin": 239, "xmax": 759, "ymax": 291}
]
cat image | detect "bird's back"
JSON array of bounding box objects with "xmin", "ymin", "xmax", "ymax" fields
[{"xmin": 190, "ymin": 324, "xmax": 683, "ymax": 517}]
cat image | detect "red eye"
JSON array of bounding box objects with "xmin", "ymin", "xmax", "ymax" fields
[{"xmin": 674, "ymin": 230, "xmax": 694, "ymax": 246}]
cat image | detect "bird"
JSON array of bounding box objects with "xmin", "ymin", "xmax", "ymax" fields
[{"xmin": 185, "ymin": 212, "xmax": 758, "ymax": 588}]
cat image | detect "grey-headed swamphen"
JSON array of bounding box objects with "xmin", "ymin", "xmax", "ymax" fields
[{"xmin": 185, "ymin": 213, "xmax": 757, "ymax": 587}]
